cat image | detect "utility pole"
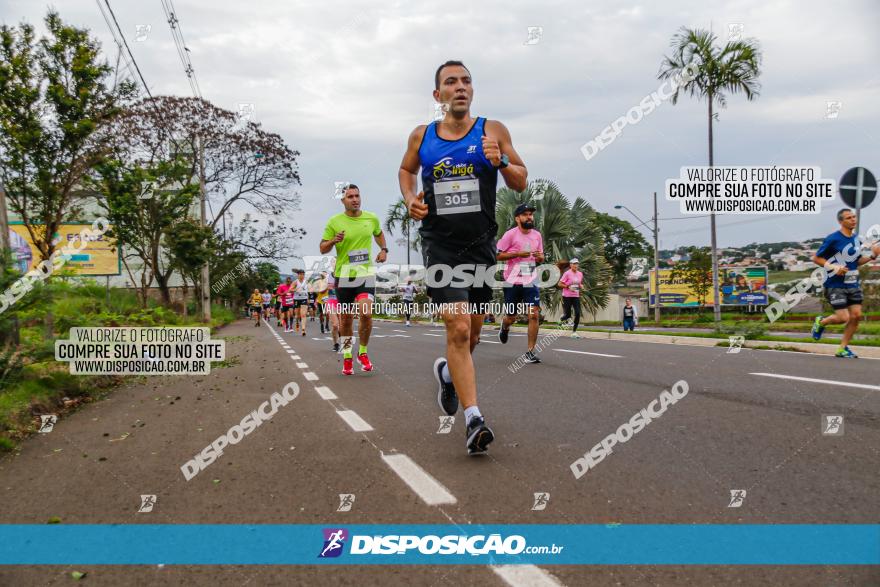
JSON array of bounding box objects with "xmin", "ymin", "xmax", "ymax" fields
[
  {"xmin": 653, "ymin": 192, "xmax": 661, "ymax": 324},
  {"xmin": 198, "ymin": 136, "xmax": 211, "ymax": 322},
  {"xmin": 0, "ymin": 182, "xmax": 10, "ymax": 252},
  {"xmin": 0, "ymin": 182, "xmax": 19, "ymax": 345},
  {"xmin": 708, "ymin": 99, "xmax": 721, "ymax": 325}
]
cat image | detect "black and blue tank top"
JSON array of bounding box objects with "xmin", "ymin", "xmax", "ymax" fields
[{"xmin": 417, "ymin": 117, "xmax": 499, "ymax": 254}]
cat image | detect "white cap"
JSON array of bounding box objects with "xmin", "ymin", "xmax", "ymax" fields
[{"xmin": 569, "ymin": 258, "xmax": 579, "ymax": 264}]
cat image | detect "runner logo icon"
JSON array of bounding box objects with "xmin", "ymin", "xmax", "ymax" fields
[{"xmin": 319, "ymin": 528, "xmax": 348, "ymax": 558}]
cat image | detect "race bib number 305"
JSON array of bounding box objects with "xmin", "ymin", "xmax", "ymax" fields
[{"xmin": 434, "ymin": 179, "xmax": 481, "ymax": 215}]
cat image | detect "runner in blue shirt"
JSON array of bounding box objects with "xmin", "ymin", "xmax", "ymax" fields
[{"xmin": 811, "ymin": 208, "xmax": 880, "ymax": 357}]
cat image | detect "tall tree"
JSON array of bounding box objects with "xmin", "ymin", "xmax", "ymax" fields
[
  {"xmin": 383, "ymin": 199, "xmax": 420, "ymax": 265},
  {"xmin": 0, "ymin": 11, "xmax": 136, "ymax": 261},
  {"xmin": 669, "ymin": 247, "xmax": 714, "ymax": 309},
  {"xmin": 165, "ymin": 219, "xmax": 216, "ymax": 313},
  {"xmin": 90, "ymin": 157, "xmax": 198, "ymax": 306},
  {"xmin": 659, "ymin": 27, "xmax": 761, "ymax": 324},
  {"xmin": 593, "ymin": 212, "xmax": 653, "ymax": 282},
  {"xmin": 107, "ymin": 96, "xmax": 303, "ymax": 259}
]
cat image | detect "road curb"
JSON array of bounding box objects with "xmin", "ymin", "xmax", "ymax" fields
[{"xmin": 372, "ymin": 318, "xmax": 880, "ymax": 359}]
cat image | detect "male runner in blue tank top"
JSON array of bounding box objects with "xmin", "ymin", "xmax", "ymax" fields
[{"xmin": 398, "ymin": 60, "xmax": 528, "ymax": 456}]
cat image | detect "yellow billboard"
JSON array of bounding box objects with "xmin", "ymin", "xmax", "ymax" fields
[
  {"xmin": 9, "ymin": 223, "xmax": 120, "ymax": 276},
  {"xmin": 649, "ymin": 266, "xmax": 769, "ymax": 307}
]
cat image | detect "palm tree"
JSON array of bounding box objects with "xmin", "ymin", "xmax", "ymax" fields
[
  {"xmin": 496, "ymin": 179, "xmax": 612, "ymax": 316},
  {"xmin": 383, "ymin": 200, "xmax": 421, "ymax": 265},
  {"xmin": 659, "ymin": 27, "xmax": 761, "ymax": 325}
]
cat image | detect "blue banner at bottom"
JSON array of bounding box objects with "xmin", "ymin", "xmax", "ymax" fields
[{"xmin": 1, "ymin": 524, "xmax": 877, "ymax": 565}]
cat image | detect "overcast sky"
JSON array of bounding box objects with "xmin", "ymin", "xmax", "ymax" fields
[{"xmin": 4, "ymin": 0, "xmax": 879, "ymax": 268}]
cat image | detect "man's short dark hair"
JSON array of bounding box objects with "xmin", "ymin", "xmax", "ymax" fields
[
  {"xmin": 296, "ymin": 269, "xmax": 305, "ymax": 274},
  {"xmin": 435, "ymin": 60, "xmax": 469, "ymax": 90},
  {"xmin": 838, "ymin": 208, "xmax": 853, "ymax": 221},
  {"xmin": 345, "ymin": 183, "xmax": 359, "ymax": 192}
]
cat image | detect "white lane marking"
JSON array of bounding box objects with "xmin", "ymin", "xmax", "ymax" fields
[
  {"xmin": 314, "ymin": 386, "xmax": 337, "ymax": 400},
  {"xmin": 291, "ymin": 355, "xmax": 301, "ymax": 360},
  {"xmin": 425, "ymin": 333, "xmax": 443, "ymax": 337},
  {"xmin": 296, "ymin": 362, "xmax": 308, "ymax": 368},
  {"xmin": 304, "ymin": 372, "xmax": 318, "ymax": 381},
  {"xmin": 554, "ymin": 349, "xmax": 622, "ymax": 358},
  {"xmin": 393, "ymin": 329, "xmax": 407, "ymax": 333},
  {"xmin": 480, "ymin": 340, "xmax": 501, "ymax": 344},
  {"xmin": 337, "ymin": 410, "xmax": 373, "ymax": 432},
  {"xmin": 286, "ymin": 350, "xmax": 296, "ymax": 354},
  {"xmin": 492, "ymin": 565, "xmax": 564, "ymax": 587},
  {"xmin": 381, "ymin": 453, "xmax": 457, "ymax": 506},
  {"xmin": 750, "ymin": 372, "xmax": 880, "ymax": 391}
]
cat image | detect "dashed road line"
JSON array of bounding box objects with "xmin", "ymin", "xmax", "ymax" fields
[
  {"xmin": 314, "ymin": 386, "xmax": 338, "ymax": 400},
  {"xmin": 336, "ymin": 410, "xmax": 373, "ymax": 432},
  {"xmin": 304, "ymin": 372, "xmax": 318, "ymax": 381},
  {"xmin": 381, "ymin": 453, "xmax": 457, "ymax": 506},
  {"xmin": 492, "ymin": 565, "xmax": 564, "ymax": 587},
  {"xmin": 554, "ymin": 348, "xmax": 622, "ymax": 358}
]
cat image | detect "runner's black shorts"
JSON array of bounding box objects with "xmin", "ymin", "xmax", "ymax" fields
[
  {"xmin": 281, "ymin": 305, "xmax": 293, "ymax": 313},
  {"xmin": 422, "ymin": 240, "xmax": 494, "ymax": 307},
  {"xmin": 335, "ymin": 276, "xmax": 376, "ymax": 306},
  {"xmin": 293, "ymin": 299, "xmax": 308, "ymax": 308},
  {"xmin": 824, "ymin": 287, "xmax": 863, "ymax": 310},
  {"xmin": 502, "ymin": 284, "xmax": 540, "ymax": 314}
]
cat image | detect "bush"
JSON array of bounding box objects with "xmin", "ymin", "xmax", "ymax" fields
[
  {"xmin": 715, "ymin": 322, "xmax": 767, "ymax": 340},
  {"xmin": 0, "ymin": 345, "xmax": 24, "ymax": 389}
]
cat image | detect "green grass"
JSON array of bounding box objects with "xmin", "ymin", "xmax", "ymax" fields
[
  {"xmin": 768, "ymin": 270, "xmax": 815, "ymax": 284},
  {"xmin": 0, "ymin": 283, "xmax": 236, "ymax": 452}
]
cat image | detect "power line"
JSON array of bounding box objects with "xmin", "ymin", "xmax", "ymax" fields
[
  {"xmin": 95, "ymin": 0, "xmax": 138, "ymax": 87},
  {"xmin": 98, "ymin": 0, "xmax": 152, "ymax": 97},
  {"xmin": 160, "ymin": 0, "xmax": 202, "ymax": 98},
  {"xmin": 661, "ymin": 204, "xmax": 846, "ymax": 238}
]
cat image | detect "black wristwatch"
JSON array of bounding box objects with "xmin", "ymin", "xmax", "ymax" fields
[
  {"xmin": 380, "ymin": 247, "xmax": 389, "ymax": 253},
  {"xmin": 495, "ymin": 154, "xmax": 510, "ymax": 169}
]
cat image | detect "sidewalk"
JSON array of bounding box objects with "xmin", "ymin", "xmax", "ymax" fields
[
  {"xmin": 373, "ymin": 318, "xmax": 880, "ymax": 359},
  {"xmin": 583, "ymin": 324, "xmax": 875, "ymax": 341}
]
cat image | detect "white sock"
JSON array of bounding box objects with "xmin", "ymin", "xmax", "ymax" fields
[
  {"xmin": 464, "ymin": 406, "xmax": 482, "ymax": 425},
  {"xmin": 441, "ymin": 363, "xmax": 452, "ymax": 383}
]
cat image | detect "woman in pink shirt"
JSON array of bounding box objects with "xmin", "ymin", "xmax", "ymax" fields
[{"xmin": 558, "ymin": 258, "xmax": 583, "ymax": 338}]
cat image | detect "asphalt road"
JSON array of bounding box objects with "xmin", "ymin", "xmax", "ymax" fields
[{"xmin": 2, "ymin": 317, "xmax": 878, "ymax": 586}]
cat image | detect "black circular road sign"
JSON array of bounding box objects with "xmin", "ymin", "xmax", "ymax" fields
[{"xmin": 839, "ymin": 167, "xmax": 877, "ymax": 209}]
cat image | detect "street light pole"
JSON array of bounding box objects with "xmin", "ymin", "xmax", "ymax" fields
[
  {"xmin": 614, "ymin": 200, "xmax": 661, "ymax": 325},
  {"xmin": 653, "ymin": 192, "xmax": 660, "ymax": 324},
  {"xmin": 198, "ymin": 136, "xmax": 211, "ymax": 322}
]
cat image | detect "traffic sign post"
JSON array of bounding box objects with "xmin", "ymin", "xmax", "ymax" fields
[{"xmin": 838, "ymin": 167, "xmax": 877, "ymax": 236}]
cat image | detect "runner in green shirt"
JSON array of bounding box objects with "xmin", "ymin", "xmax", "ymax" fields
[{"xmin": 319, "ymin": 184, "xmax": 388, "ymax": 375}]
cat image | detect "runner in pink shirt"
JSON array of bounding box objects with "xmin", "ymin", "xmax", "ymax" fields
[
  {"xmin": 496, "ymin": 203, "xmax": 544, "ymax": 363},
  {"xmin": 275, "ymin": 278, "xmax": 292, "ymax": 330},
  {"xmin": 558, "ymin": 258, "xmax": 583, "ymax": 338}
]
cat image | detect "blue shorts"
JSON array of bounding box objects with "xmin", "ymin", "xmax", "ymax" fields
[{"xmin": 503, "ymin": 284, "xmax": 540, "ymax": 315}]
